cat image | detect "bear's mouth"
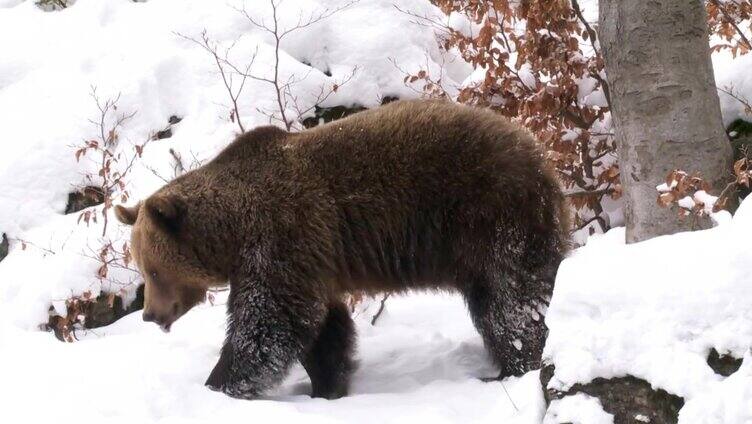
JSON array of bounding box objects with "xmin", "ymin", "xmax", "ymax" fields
[{"xmin": 159, "ymin": 322, "xmax": 172, "ymax": 333}]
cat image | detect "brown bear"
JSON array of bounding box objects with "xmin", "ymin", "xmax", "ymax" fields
[{"xmin": 114, "ymin": 99, "xmax": 569, "ymax": 400}]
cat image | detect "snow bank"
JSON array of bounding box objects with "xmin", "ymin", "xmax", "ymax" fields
[{"xmin": 544, "ymin": 197, "xmax": 752, "ymax": 423}]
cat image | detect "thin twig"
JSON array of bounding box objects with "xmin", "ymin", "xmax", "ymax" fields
[
  {"xmin": 500, "ymin": 381, "xmax": 519, "ymax": 412},
  {"xmin": 8, "ymin": 237, "xmax": 56, "ymax": 255},
  {"xmin": 234, "ymin": 0, "xmax": 358, "ymax": 130},
  {"xmin": 176, "ymin": 30, "xmax": 252, "ymax": 133},
  {"xmin": 718, "ymin": 85, "xmax": 752, "ymax": 115},
  {"xmin": 370, "ymin": 293, "xmax": 390, "ymax": 325},
  {"xmin": 570, "ymin": 0, "xmax": 611, "ymax": 108}
]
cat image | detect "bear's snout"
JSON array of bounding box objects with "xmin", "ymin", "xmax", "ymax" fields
[{"xmin": 142, "ymin": 310, "xmax": 174, "ymax": 332}]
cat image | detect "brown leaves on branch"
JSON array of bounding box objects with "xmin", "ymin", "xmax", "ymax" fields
[
  {"xmin": 408, "ymin": 0, "xmax": 617, "ymax": 234},
  {"xmin": 46, "ymin": 294, "xmax": 95, "ymax": 342},
  {"xmin": 74, "ymin": 88, "xmax": 146, "ymax": 286},
  {"xmin": 707, "ymin": 0, "xmax": 752, "ymax": 57},
  {"xmin": 45, "ymin": 290, "xmax": 124, "ymax": 342},
  {"xmin": 74, "ymin": 87, "xmax": 150, "ymax": 237},
  {"xmin": 47, "ymin": 88, "xmax": 151, "ymax": 341},
  {"xmin": 657, "ymin": 170, "xmax": 712, "ymax": 217},
  {"xmin": 658, "ymin": 158, "xmax": 752, "ymax": 218},
  {"xmin": 407, "ymin": 0, "xmax": 750, "ymax": 234}
]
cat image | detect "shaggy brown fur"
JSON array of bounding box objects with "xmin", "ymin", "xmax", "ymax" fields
[{"xmin": 115, "ymin": 99, "xmax": 569, "ymax": 400}]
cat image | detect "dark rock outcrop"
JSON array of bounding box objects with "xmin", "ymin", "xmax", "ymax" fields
[
  {"xmin": 153, "ymin": 115, "xmax": 183, "ymax": 140},
  {"xmin": 302, "ymin": 104, "xmax": 367, "ymax": 129},
  {"xmin": 707, "ymin": 348, "xmax": 743, "ymax": 377},
  {"xmin": 82, "ymin": 284, "xmax": 145, "ymax": 329},
  {"xmin": 0, "ymin": 233, "xmax": 8, "ymax": 262},
  {"xmin": 64, "ymin": 186, "xmax": 105, "ymax": 215},
  {"xmin": 541, "ymin": 364, "xmax": 684, "ymax": 424},
  {"xmin": 47, "ymin": 285, "xmax": 144, "ymax": 341},
  {"xmin": 300, "ymin": 97, "xmax": 399, "ymax": 129},
  {"xmin": 155, "ymin": 127, "xmax": 173, "ymax": 140}
]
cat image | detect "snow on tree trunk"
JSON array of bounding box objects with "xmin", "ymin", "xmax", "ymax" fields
[{"xmin": 599, "ymin": 0, "xmax": 733, "ymax": 243}]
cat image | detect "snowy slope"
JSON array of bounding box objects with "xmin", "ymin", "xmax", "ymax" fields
[
  {"xmin": 0, "ymin": 0, "xmax": 468, "ymax": 237},
  {"xmin": 0, "ymin": 0, "xmax": 471, "ymax": 328}
]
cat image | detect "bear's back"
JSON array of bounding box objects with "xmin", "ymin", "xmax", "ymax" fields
[
  {"xmin": 282, "ymin": 100, "xmax": 558, "ymax": 289},
  {"xmin": 291, "ymin": 100, "xmax": 546, "ymax": 209}
]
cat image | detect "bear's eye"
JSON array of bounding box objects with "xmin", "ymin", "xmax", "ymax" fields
[{"xmin": 150, "ymin": 271, "xmax": 158, "ymax": 280}]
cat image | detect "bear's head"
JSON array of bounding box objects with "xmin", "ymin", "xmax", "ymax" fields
[{"xmin": 114, "ymin": 194, "xmax": 226, "ymax": 332}]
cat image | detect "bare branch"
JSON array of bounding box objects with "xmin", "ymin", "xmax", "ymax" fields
[
  {"xmin": 176, "ymin": 30, "xmax": 254, "ymax": 133},
  {"xmin": 371, "ymin": 293, "xmax": 390, "ymax": 325},
  {"xmin": 288, "ymin": 66, "xmax": 358, "ymax": 126},
  {"xmin": 8, "ymin": 237, "xmax": 56, "ymax": 255},
  {"xmin": 230, "ymin": 0, "xmax": 359, "ymax": 130},
  {"xmin": 392, "ymin": 5, "xmax": 454, "ymax": 37},
  {"xmin": 718, "ymin": 85, "xmax": 752, "ymax": 115},
  {"xmin": 565, "ymin": 187, "xmax": 616, "ymax": 198}
]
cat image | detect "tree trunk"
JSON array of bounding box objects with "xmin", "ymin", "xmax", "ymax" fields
[{"xmin": 599, "ymin": 0, "xmax": 732, "ymax": 243}]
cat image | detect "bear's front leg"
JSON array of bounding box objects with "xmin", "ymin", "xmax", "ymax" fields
[
  {"xmin": 205, "ymin": 341, "xmax": 234, "ymax": 392},
  {"xmin": 205, "ymin": 274, "xmax": 327, "ymax": 399}
]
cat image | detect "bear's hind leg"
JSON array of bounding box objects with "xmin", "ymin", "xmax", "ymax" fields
[
  {"xmin": 302, "ymin": 300, "xmax": 356, "ymax": 399},
  {"xmin": 462, "ymin": 271, "xmax": 553, "ymax": 380}
]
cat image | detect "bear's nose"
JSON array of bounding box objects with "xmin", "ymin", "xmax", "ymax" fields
[{"xmin": 143, "ymin": 311, "xmax": 156, "ymax": 322}]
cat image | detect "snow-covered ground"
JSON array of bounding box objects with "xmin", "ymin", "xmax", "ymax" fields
[
  {"xmin": 1, "ymin": 0, "xmax": 752, "ymax": 423},
  {"xmin": 0, "ymin": 293, "xmax": 545, "ymax": 423},
  {"xmin": 0, "ymin": 2, "xmax": 530, "ymax": 422}
]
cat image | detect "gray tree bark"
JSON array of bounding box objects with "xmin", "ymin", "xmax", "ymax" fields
[{"xmin": 599, "ymin": 0, "xmax": 732, "ymax": 243}]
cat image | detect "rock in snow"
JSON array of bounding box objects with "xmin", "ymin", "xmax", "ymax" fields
[{"xmin": 542, "ymin": 198, "xmax": 752, "ymax": 423}]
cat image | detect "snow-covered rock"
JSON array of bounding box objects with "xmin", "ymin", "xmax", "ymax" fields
[
  {"xmin": 544, "ymin": 393, "xmax": 614, "ymax": 424},
  {"xmin": 542, "ymin": 197, "xmax": 752, "ymax": 423}
]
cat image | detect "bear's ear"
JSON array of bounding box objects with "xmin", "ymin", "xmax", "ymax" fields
[
  {"xmin": 114, "ymin": 203, "xmax": 141, "ymax": 226},
  {"xmin": 145, "ymin": 194, "xmax": 184, "ymax": 234}
]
